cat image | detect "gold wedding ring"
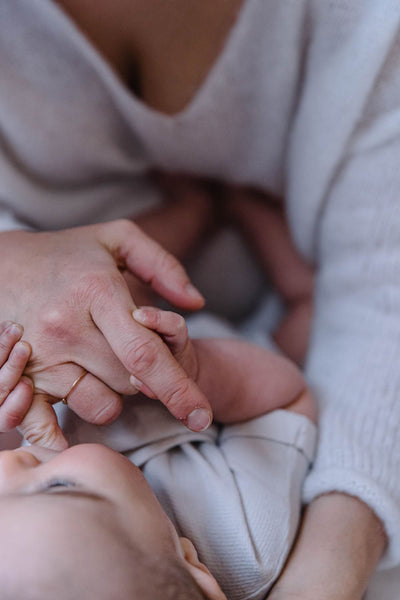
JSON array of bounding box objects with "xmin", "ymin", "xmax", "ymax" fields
[{"xmin": 61, "ymin": 371, "xmax": 88, "ymax": 405}]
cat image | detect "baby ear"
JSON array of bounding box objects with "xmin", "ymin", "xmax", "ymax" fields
[{"xmin": 179, "ymin": 538, "xmax": 227, "ymax": 600}]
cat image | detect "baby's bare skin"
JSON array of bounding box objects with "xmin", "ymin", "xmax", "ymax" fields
[
  {"xmin": 227, "ymin": 188, "xmax": 314, "ymax": 366},
  {"xmin": 0, "ymin": 321, "xmax": 32, "ymax": 431},
  {"xmin": 133, "ymin": 307, "xmax": 316, "ymax": 425}
]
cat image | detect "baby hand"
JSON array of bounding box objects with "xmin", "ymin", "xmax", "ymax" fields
[
  {"xmin": 0, "ymin": 321, "xmax": 33, "ymax": 432},
  {"xmin": 132, "ymin": 307, "xmax": 199, "ymax": 392}
]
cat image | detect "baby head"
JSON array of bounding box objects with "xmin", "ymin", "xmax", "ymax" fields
[{"xmin": 0, "ymin": 444, "xmax": 226, "ymax": 600}]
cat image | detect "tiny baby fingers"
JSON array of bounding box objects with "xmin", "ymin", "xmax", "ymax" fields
[
  {"xmin": 0, "ymin": 322, "xmax": 24, "ymax": 366},
  {"xmin": 133, "ymin": 307, "xmax": 198, "ymax": 381},
  {"xmin": 18, "ymin": 393, "xmax": 68, "ymax": 451},
  {"xmin": 0, "ymin": 341, "xmax": 32, "ymax": 405},
  {"xmin": 133, "ymin": 307, "xmax": 189, "ymax": 355},
  {"xmin": 0, "ymin": 377, "xmax": 33, "ymax": 432}
]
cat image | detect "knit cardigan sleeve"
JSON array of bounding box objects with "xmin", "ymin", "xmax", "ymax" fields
[{"xmin": 295, "ymin": 10, "xmax": 400, "ymax": 567}]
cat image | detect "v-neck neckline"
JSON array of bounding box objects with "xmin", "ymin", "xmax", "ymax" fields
[{"xmin": 43, "ymin": 0, "xmax": 253, "ymax": 123}]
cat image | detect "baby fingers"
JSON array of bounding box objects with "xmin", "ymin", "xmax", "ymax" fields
[
  {"xmin": 132, "ymin": 307, "xmax": 198, "ymax": 381},
  {"xmin": 0, "ymin": 376, "xmax": 34, "ymax": 432},
  {"xmin": 133, "ymin": 307, "xmax": 189, "ymax": 354},
  {"xmin": 0, "ymin": 323, "xmax": 33, "ymax": 431}
]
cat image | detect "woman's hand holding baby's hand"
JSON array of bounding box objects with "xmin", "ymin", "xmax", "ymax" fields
[
  {"xmin": 0, "ymin": 221, "xmax": 213, "ymax": 450},
  {"xmin": 133, "ymin": 306, "xmax": 316, "ymax": 425},
  {"xmin": 133, "ymin": 307, "xmax": 199, "ymax": 387},
  {"xmin": 0, "ymin": 321, "xmax": 32, "ymax": 432}
]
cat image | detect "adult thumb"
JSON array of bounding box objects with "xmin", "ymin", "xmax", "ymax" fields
[{"xmin": 18, "ymin": 394, "xmax": 69, "ymax": 451}]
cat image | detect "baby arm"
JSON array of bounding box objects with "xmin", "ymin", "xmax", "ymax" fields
[
  {"xmin": 133, "ymin": 307, "xmax": 316, "ymax": 424},
  {"xmin": 227, "ymin": 189, "xmax": 314, "ymax": 366},
  {"xmin": 0, "ymin": 321, "xmax": 32, "ymax": 432}
]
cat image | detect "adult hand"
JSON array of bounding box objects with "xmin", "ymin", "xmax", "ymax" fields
[
  {"xmin": 0, "ymin": 220, "xmax": 212, "ymax": 449},
  {"xmin": 268, "ymin": 494, "xmax": 386, "ymax": 600}
]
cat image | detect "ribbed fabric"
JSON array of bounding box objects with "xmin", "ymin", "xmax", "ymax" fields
[
  {"xmin": 59, "ymin": 399, "xmax": 316, "ymax": 600},
  {"xmin": 2, "ymin": 0, "xmax": 400, "ymax": 568}
]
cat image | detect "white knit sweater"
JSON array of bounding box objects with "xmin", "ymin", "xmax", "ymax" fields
[{"xmin": 1, "ymin": 0, "xmax": 400, "ymax": 567}]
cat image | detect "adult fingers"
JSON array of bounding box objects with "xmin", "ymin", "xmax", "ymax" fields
[
  {"xmin": 64, "ymin": 372, "xmax": 123, "ymax": 425},
  {"xmin": 96, "ymin": 219, "xmax": 205, "ymax": 311},
  {"xmin": 90, "ymin": 282, "xmax": 212, "ymax": 431},
  {"xmin": 0, "ymin": 378, "xmax": 34, "ymax": 432},
  {"xmin": 18, "ymin": 393, "xmax": 68, "ymax": 451}
]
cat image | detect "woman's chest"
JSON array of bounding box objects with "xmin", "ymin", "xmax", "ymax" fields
[
  {"xmin": 0, "ymin": 0, "xmax": 307, "ymax": 203},
  {"xmin": 54, "ymin": 0, "xmax": 244, "ymax": 115}
]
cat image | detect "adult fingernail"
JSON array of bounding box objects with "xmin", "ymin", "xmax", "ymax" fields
[
  {"xmin": 185, "ymin": 284, "xmax": 205, "ymax": 303},
  {"xmin": 186, "ymin": 409, "xmax": 212, "ymax": 432},
  {"xmin": 132, "ymin": 308, "xmax": 156, "ymax": 324}
]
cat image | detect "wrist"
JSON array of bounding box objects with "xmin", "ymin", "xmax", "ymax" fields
[{"xmin": 270, "ymin": 493, "xmax": 386, "ymax": 600}]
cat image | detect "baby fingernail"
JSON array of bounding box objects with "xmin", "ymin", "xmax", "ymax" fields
[
  {"xmin": 187, "ymin": 409, "xmax": 212, "ymax": 432},
  {"xmin": 132, "ymin": 309, "xmax": 149, "ymax": 324}
]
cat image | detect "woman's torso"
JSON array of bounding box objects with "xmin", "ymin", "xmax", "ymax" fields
[
  {"xmin": 1, "ymin": 0, "xmax": 392, "ymax": 263},
  {"xmin": 54, "ymin": 0, "xmax": 245, "ymax": 116},
  {"xmin": 0, "ymin": 0, "xmax": 307, "ymax": 230}
]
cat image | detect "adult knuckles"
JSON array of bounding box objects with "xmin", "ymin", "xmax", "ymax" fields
[
  {"xmin": 124, "ymin": 336, "xmax": 160, "ymax": 375},
  {"xmin": 79, "ymin": 271, "xmax": 126, "ymax": 309},
  {"xmin": 37, "ymin": 271, "xmax": 126, "ymax": 339},
  {"xmin": 162, "ymin": 376, "xmax": 193, "ymax": 413},
  {"xmin": 37, "ymin": 305, "xmax": 78, "ymax": 344}
]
